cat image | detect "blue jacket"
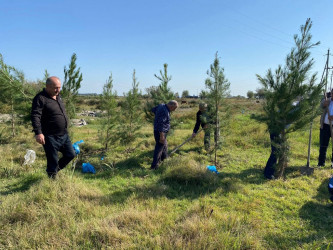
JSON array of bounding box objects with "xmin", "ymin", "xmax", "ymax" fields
[{"xmin": 152, "ymin": 104, "xmax": 170, "ymax": 133}]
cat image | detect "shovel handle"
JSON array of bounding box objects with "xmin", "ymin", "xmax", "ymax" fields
[{"xmin": 169, "ymin": 128, "xmax": 203, "ymax": 155}]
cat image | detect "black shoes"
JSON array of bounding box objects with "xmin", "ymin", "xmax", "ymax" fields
[
  {"xmin": 47, "ymin": 172, "xmax": 57, "ymax": 179},
  {"xmin": 265, "ymin": 175, "xmax": 275, "ymax": 180}
]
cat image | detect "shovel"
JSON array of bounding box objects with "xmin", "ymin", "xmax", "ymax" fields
[
  {"xmin": 169, "ymin": 129, "xmax": 203, "ymax": 156},
  {"xmin": 300, "ymin": 121, "xmax": 314, "ymax": 175}
]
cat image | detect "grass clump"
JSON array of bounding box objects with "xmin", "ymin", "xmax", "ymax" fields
[{"xmin": 163, "ymin": 156, "xmax": 220, "ymax": 186}]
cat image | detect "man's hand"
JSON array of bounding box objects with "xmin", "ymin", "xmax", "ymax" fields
[
  {"xmin": 328, "ymin": 115, "xmax": 333, "ymax": 121},
  {"xmin": 159, "ymin": 132, "xmax": 165, "ymax": 144},
  {"xmin": 35, "ymin": 134, "xmax": 45, "ymax": 145},
  {"xmin": 192, "ymin": 133, "xmax": 196, "ymax": 137}
]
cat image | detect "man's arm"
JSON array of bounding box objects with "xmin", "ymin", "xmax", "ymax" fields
[
  {"xmin": 31, "ymin": 95, "xmax": 45, "ymax": 145},
  {"xmin": 192, "ymin": 111, "xmax": 201, "ymax": 137},
  {"xmin": 155, "ymin": 107, "xmax": 168, "ymax": 143}
]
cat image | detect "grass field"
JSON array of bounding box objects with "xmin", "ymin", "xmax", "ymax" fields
[{"xmin": 1, "ymin": 98, "xmax": 333, "ymax": 249}]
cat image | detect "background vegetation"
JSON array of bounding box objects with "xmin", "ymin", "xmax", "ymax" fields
[{"xmin": 1, "ymin": 97, "xmax": 332, "ymax": 249}]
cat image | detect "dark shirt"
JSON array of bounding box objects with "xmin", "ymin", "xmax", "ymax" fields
[
  {"xmin": 152, "ymin": 104, "xmax": 170, "ymax": 133},
  {"xmin": 31, "ymin": 89, "xmax": 69, "ymax": 136},
  {"xmin": 193, "ymin": 110, "xmax": 208, "ymax": 133}
]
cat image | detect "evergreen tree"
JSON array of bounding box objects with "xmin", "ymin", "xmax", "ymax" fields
[
  {"xmin": 27, "ymin": 69, "xmax": 49, "ymax": 95},
  {"xmin": 254, "ymin": 19, "xmax": 323, "ymax": 178},
  {"xmin": 182, "ymin": 90, "xmax": 189, "ymax": 98},
  {"xmin": 119, "ymin": 69, "xmax": 143, "ymax": 154},
  {"xmin": 144, "ymin": 63, "xmax": 175, "ymax": 122},
  {"xmin": 247, "ymin": 90, "xmax": 254, "ymax": 99},
  {"xmin": 255, "ymin": 88, "xmax": 266, "ymax": 99},
  {"xmin": 100, "ymin": 72, "xmax": 119, "ymax": 151},
  {"xmin": 199, "ymin": 90, "xmax": 209, "ymax": 99},
  {"xmin": 62, "ymin": 53, "xmax": 83, "ymax": 119},
  {"xmin": 205, "ymin": 52, "xmax": 231, "ymax": 166},
  {"xmin": 0, "ymin": 54, "xmax": 28, "ymax": 137},
  {"xmin": 43, "ymin": 69, "xmax": 50, "ymax": 83}
]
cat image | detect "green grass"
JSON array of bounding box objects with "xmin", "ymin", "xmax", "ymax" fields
[{"xmin": 1, "ymin": 98, "xmax": 333, "ymax": 249}]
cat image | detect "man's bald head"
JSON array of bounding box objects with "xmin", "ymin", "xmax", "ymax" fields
[
  {"xmin": 46, "ymin": 76, "xmax": 61, "ymax": 85},
  {"xmin": 45, "ymin": 76, "xmax": 61, "ymax": 98}
]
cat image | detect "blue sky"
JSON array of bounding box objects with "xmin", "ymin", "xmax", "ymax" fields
[{"xmin": 1, "ymin": 0, "xmax": 333, "ymax": 96}]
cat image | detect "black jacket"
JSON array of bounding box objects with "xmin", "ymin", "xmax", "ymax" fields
[
  {"xmin": 193, "ymin": 110, "xmax": 206, "ymax": 133},
  {"xmin": 31, "ymin": 89, "xmax": 69, "ymax": 136}
]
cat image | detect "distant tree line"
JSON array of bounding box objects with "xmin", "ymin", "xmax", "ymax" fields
[{"xmin": 247, "ymin": 88, "xmax": 266, "ymax": 99}]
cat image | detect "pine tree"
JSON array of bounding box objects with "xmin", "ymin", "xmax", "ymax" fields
[
  {"xmin": 254, "ymin": 18, "xmax": 323, "ymax": 178},
  {"xmin": 100, "ymin": 72, "xmax": 119, "ymax": 151},
  {"xmin": 43, "ymin": 69, "xmax": 49, "ymax": 83},
  {"xmin": 144, "ymin": 63, "xmax": 175, "ymax": 122},
  {"xmin": 199, "ymin": 90, "xmax": 209, "ymax": 99},
  {"xmin": 0, "ymin": 54, "xmax": 28, "ymax": 137},
  {"xmin": 119, "ymin": 69, "xmax": 143, "ymax": 154},
  {"xmin": 182, "ymin": 90, "xmax": 189, "ymax": 98},
  {"xmin": 27, "ymin": 69, "xmax": 49, "ymax": 95},
  {"xmin": 62, "ymin": 53, "xmax": 83, "ymax": 119},
  {"xmin": 205, "ymin": 52, "xmax": 231, "ymax": 166},
  {"xmin": 247, "ymin": 90, "xmax": 254, "ymax": 99}
]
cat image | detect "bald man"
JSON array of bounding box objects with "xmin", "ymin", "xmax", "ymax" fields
[{"xmin": 31, "ymin": 76, "xmax": 75, "ymax": 178}]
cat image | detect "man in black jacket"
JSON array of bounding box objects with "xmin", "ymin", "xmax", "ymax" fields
[
  {"xmin": 192, "ymin": 102, "xmax": 214, "ymax": 150},
  {"xmin": 31, "ymin": 76, "xmax": 75, "ymax": 178}
]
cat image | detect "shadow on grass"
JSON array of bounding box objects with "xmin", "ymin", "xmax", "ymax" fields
[
  {"xmin": 222, "ymin": 166, "xmax": 266, "ymax": 185},
  {"xmin": 170, "ymin": 146, "xmax": 203, "ymax": 156},
  {"xmin": 105, "ymin": 162, "xmax": 259, "ymax": 204},
  {"xmin": 80, "ymin": 150, "xmax": 153, "ymax": 180},
  {"xmin": 79, "ymin": 143, "xmax": 205, "ymax": 181},
  {"xmin": 78, "ymin": 149, "xmax": 274, "ymax": 204},
  {"xmin": 284, "ymin": 165, "xmax": 319, "ymax": 179},
  {"xmin": 299, "ymin": 177, "xmax": 333, "ymax": 221},
  {"xmin": 78, "ymin": 146, "xmax": 277, "ymax": 204},
  {"xmin": 299, "ymin": 178, "xmax": 333, "ymax": 247},
  {"xmin": 0, "ymin": 174, "xmax": 42, "ymax": 196},
  {"xmin": 107, "ymin": 176, "xmax": 222, "ymax": 204},
  {"xmin": 264, "ymin": 178, "xmax": 333, "ymax": 248}
]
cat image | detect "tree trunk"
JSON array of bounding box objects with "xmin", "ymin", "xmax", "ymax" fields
[
  {"xmin": 276, "ymin": 131, "xmax": 288, "ymax": 178},
  {"xmin": 11, "ymin": 99, "xmax": 15, "ymax": 137},
  {"xmin": 105, "ymin": 126, "xmax": 109, "ymax": 151},
  {"xmin": 214, "ymin": 119, "xmax": 220, "ymax": 166}
]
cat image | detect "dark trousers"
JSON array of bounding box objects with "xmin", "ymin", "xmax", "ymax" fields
[
  {"xmin": 151, "ymin": 130, "xmax": 168, "ymax": 169},
  {"xmin": 43, "ymin": 133, "xmax": 76, "ymax": 176},
  {"xmin": 264, "ymin": 132, "xmax": 279, "ymax": 179},
  {"xmin": 204, "ymin": 129, "xmax": 217, "ymax": 150},
  {"xmin": 318, "ymin": 124, "xmax": 333, "ymax": 166}
]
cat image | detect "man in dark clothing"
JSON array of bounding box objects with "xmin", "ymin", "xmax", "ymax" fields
[
  {"xmin": 192, "ymin": 102, "xmax": 215, "ymax": 150},
  {"xmin": 150, "ymin": 100, "xmax": 178, "ymax": 170},
  {"xmin": 31, "ymin": 76, "xmax": 75, "ymax": 178},
  {"xmin": 264, "ymin": 132, "xmax": 279, "ymax": 179},
  {"xmin": 264, "ymin": 100, "xmax": 300, "ymax": 179},
  {"xmin": 318, "ymin": 89, "xmax": 333, "ymax": 167}
]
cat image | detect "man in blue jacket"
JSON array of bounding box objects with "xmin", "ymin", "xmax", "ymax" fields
[{"xmin": 150, "ymin": 100, "xmax": 178, "ymax": 170}]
